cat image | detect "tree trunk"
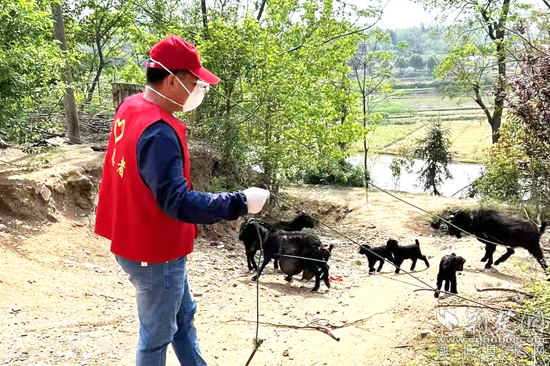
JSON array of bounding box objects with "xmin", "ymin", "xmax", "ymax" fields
[
  {"xmin": 362, "ymin": 105, "xmax": 369, "ymax": 205},
  {"xmin": 201, "ymin": 0, "xmax": 208, "ymax": 37},
  {"xmin": 257, "ymin": 0, "xmax": 267, "ymax": 21},
  {"xmin": 52, "ymin": 2, "xmax": 81, "ymax": 144},
  {"xmin": 84, "ymin": 37, "xmax": 105, "ymax": 107},
  {"xmin": 112, "ymin": 83, "xmax": 144, "ymax": 110},
  {"xmin": 490, "ymin": 44, "xmax": 506, "ymax": 144},
  {"xmin": 490, "ymin": 115, "xmax": 502, "ymax": 143},
  {"xmin": 363, "ymin": 137, "xmax": 369, "ymax": 205},
  {"xmin": 363, "ymin": 138, "xmax": 368, "ymax": 186},
  {"xmin": 490, "ymin": 0, "xmax": 509, "ymax": 144},
  {"xmin": 473, "ymin": 83, "xmax": 501, "ymax": 144}
]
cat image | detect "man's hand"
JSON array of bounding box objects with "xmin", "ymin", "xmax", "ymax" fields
[{"xmin": 243, "ymin": 187, "xmax": 270, "ymax": 214}]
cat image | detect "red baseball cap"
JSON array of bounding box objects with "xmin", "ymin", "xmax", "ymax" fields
[{"xmin": 146, "ymin": 35, "xmax": 220, "ymax": 85}]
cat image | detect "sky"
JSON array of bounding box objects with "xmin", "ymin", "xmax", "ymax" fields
[
  {"xmin": 354, "ymin": 0, "xmax": 437, "ymax": 29},
  {"xmin": 374, "ymin": 0, "xmax": 436, "ymax": 29},
  {"xmin": 352, "ymin": 0, "xmax": 544, "ymax": 29}
]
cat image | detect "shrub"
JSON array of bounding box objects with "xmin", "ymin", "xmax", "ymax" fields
[
  {"xmin": 413, "ymin": 118, "xmax": 453, "ymax": 195},
  {"xmin": 299, "ymin": 160, "xmax": 365, "ymax": 187},
  {"xmin": 472, "ymin": 115, "xmax": 550, "ymax": 220}
]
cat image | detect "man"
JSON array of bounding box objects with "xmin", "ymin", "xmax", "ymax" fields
[{"xmin": 95, "ymin": 35, "xmax": 269, "ymax": 366}]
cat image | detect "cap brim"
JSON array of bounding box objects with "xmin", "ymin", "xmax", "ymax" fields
[{"xmin": 189, "ymin": 66, "xmax": 220, "ymax": 85}]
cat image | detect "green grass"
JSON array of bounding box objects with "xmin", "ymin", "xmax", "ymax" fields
[
  {"xmin": 399, "ymin": 95, "xmax": 481, "ymax": 110},
  {"xmin": 362, "ymin": 87, "xmax": 495, "ymax": 163},
  {"xmin": 375, "ymin": 91, "xmax": 493, "ymax": 115},
  {"xmin": 365, "ymin": 119, "xmax": 492, "ymax": 163},
  {"xmin": 368, "ymin": 122, "xmax": 423, "ymax": 149},
  {"xmin": 372, "ymin": 99, "xmax": 410, "ymax": 116},
  {"xmin": 359, "ymin": 81, "xmax": 497, "ymax": 163}
]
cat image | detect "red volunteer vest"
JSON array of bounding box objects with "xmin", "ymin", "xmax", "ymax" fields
[{"xmin": 95, "ymin": 93, "xmax": 198, "ymax": 262}]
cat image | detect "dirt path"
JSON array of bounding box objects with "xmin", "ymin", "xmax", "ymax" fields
[{"xmin": 0, "ymin": 187, "xmax": 547, "ymax": 366}]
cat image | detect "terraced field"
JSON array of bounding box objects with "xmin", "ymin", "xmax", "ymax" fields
[{"xmin": 368, "ymin": 89, "xmax": 494, "ymax": 163}]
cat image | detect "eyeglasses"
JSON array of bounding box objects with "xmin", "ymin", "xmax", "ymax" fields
[{"xmin": 196, "ymin": 80, "xmax": 210, "ymax": 93}]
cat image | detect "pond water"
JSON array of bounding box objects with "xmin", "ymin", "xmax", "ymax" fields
[{"xmin": 348, "ymin": 154, "xmax": 484, "ymax": 197}]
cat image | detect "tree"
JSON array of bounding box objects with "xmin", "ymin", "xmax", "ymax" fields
[
  {"xmin": 506, "ymin": 51, "xmax": 550, "ymax": 152},
  {"xmin": 192, "ymin": 16, "xmax": 260, "ymax": 180},
  {"xmin": 390, "ymin": 26, "xmax": 450, "ymax": 57},
  {"xmin": 408, "ymin": 54, "xmax": 424, "ymax": 70},
  {"xmin": 350, "ymin": 30, "xmax": 405, "ymax": 192},
  {"xmin": 389, "ymin": 30, "xmax": 398, "ymax": 46},
  {"xmin": 416, "ymin": 0, "xmax": 515, "ymax": 143},
  {"xmin": 389, "ymin": 145, "xmax": 413, "ymax": 191},
  {"xmin": 499, "ymin": 49, "xmax": 550, "ymax": 217},
  {"xmin": 52, "ymin": 2, "xmax": 81, "ymax": 144},
  {"xmin": 413, "ymin": 119, "xmax": 453, "ymax": 195},
  {"xmin": 426, "ymin": 54, "xmax": 439, "ymax": 72},
  {"xmin": 394, "ymin": 27, "xmax": 426, "ymax": 54},
  {"xmin": 65, "ymin": 0, "xmax": 136, "ymax": 107},
  {"xmin": 192, "ymin": 0, "xmax": 371, "ymax": 190},
  {"xmin": 396, "ymin": 57, "xmax": 408, "ymax": 72},
  {"xmin": 0, "ymin": 0, "xmax": 64, "ymax": 144},
  {"xmin": 473, "ymin": 115, "xmax": 550, "ymax": 218},
  {"xmin": 201, "ymin": 0, "xmax": 208, "ymax": 36}
]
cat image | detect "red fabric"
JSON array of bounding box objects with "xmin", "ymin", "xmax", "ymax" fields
[
  {"xmin": 148, "ymin": 35, "xmax": 220, "ymax": 85},
  {"xmin": 95, "ymin": 93, "xmax": 198, "ymax": 263}
]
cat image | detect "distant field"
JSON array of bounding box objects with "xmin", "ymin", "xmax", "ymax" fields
[
  {"xmin": 374, "ymin": 94, "xmax": 489, "ymax": 114},
  {"xmin": 366, "ymin": 91, "xmax": 493, "ymax": 163},
  {"xmin": 370, "ymin": 120, "xmax": 492, "ymax": 163}
]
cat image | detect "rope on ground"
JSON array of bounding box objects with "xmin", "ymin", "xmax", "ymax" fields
[
  {"xmin": 268, "ymin": 191, "xmax": 437, "ymax": 292},
  {"xmin": 244, "ymin": 220, "xmax": 266, "ymax": 366},
  {"xmin": 258, "ymin": 191, "xmax": 549, "ymax": 331}
]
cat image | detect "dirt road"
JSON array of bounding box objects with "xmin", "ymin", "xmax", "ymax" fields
[{"xmin": 0, "ymin": 186, "xmax": 546, "ymax": 366}]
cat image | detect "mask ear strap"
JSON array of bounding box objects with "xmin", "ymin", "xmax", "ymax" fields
[
  {"xmin": 149, "ymin": 58, "xmax": 192, "ymax": 94},
  {"xmin": 149, "ymin": 58, "xmax": 172, "ymax": 73},
  {"xmin": 145, "ymin": 85, "xmax": 185, "ymax": 108}
]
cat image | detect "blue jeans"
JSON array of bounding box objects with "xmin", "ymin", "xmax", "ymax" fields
[{"xmin": 116, "ymin": 255, "xmax": 207, "ymax": 366}]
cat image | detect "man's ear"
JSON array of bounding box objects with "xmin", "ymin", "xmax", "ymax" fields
[{"xmin": 166, "ymin": 73, "xmax": 178, "ymax": 89}]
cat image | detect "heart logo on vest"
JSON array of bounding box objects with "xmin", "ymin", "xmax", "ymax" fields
[{"xmin": 114, "ymin": 118, "xmax": 125, "ymax": 144}]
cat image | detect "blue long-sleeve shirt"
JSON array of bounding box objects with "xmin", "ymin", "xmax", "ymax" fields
[{"xmin": 136, "ymin": 120, "xmax": 248, "ymax": 225}]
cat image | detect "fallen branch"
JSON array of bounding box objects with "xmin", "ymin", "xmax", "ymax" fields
[
  {"xmin": 475, "ymin": 286, "xmax": 534, "ymax": 298},
  {"xmin": 414, "ymin": 288, "xmax": 506, "ymax": 312},
  {"xmin": 437, "ymin": 304, "xmax": 493, "ymax": 309},
  {"xmin": 230, "ymin": 318, "xmax": 340, "ymax": 341},
  {"xmin": 231, "ymin": 309, "xmax": 394, "ymax": 343},
  {"xmin": 307, "ymin": 308, "xmax": 394, "ymax": 330},
  {"xmin": 95, "ymin": 292, "xmax": 124, "ymax": 302},
  {"xmin": 0, "ymin": 159, "xmax": 19, "ymax": 167}
]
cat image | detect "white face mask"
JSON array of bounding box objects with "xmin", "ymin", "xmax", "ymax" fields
[
  {"xmin": 181, "ymin": 80, "xmax": 209, "ymax": 112},
  {"xmin": 145, "ymin": 58, "xmax": 210, "ymax": 112}
]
